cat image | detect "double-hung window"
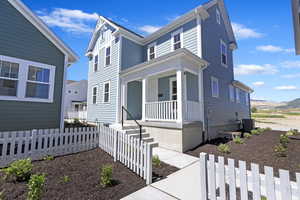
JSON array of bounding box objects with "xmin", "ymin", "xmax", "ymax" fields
[
  {"xmin": 229, "ymin": 85, "xmax": 234, "ymax": 102},
  {"xmin": 26, "ymin": 66, "xmax": 50, "ymax": 99},
  {"xmin": 211, "ymin": 77, "xmax": 219, "ymax": 98},
  {"xmin": 94, "ymin": 55, "xmax": 98, "ymax": 72},
  {"xmin": 105, "ymin": 46, "xmax": 111, "ymax": 66},
  {"xmin": 103, "ymin": 81, "xmax": 110, "ymax": 103},
  {"xmin": 172, "ymin": 29, "xmax": 182, "ymax": 51},
  {"xmin": 0, "ymin": 60, "xmax": 19, "ymax": 97},
  {"xmin": 236, "ymin": 88, "xmax": 240, "ymax": 103},
  {"xmin": 216, "ymin": 9, "xmax": 221, "ymax": 24},
  {"xmin": 148, "ymin": 43, "xmax": 156, "ymax": 60},
  {"xmin": 92, "ymin": 86, "xmax": 98, "ymax": 104},
  {"xmin": 220, "ymin": 40, "xmax": 227, "ymax": 66},
  {"xmin": 245, "ymin": 93, "xmax": 249, "ymax": 105}
]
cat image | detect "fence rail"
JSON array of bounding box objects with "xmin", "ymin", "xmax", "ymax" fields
[
  {"xmin": 199, "ymin": 152, "xmax": 300, "ymax": 200},
  {"xmin": 0, "ymin": 127, "xmax": 98, "ymax": 168},
  {"xmin": 145, "ymin": 100, "xmax": 178, "ymax": 121}
]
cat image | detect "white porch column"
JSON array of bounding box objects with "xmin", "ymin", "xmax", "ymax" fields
[
  {"xmin": 176, "ymin": 70, "xmax": 185, "ymax": 123},
  {"xmin": 142, "ymin": 78, "xmax": 147, "ymax": 121},
  {"xmin": 121, "ymin": 81, "xmax": 128, "ymax": 122}
]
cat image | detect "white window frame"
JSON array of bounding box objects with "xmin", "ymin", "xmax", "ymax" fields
[
  {"xmin": 0, "ymin": 55, "xmax": 55, "ymax": 103},
  {"xmin": 236, "ymin": 88, "xmax": 240, "ymax": 103},
  {"xmin": 92, "ymin": 85, "xmax": 98, "ymax": 105},
  {"xmin": 103, "ymin": 80, "xmax": 110, "ymax": 103},
  {"xmin": 220, "ymin": 39, "xmax": 228, "ymax": 67},
  {"xmin": 148, "ymin": 42, "xmax": 156, "ymax": 61},
  {"xmin": 245, "ymin": 92, "xmax": 249, "ymax": 105},
  {"xmin": 171, "ymin": 28, "xmax": 183, "ymax": 51},
  {"xmin": 229, "ymin": 85, "xmax": 234, "ymax": 102},
  {"xmin": 169, "ymin": 77, "xmax": 177, "ymax": 100},
  {"xmin": 216, "ymin": 9, "xmax": 221, "ymax": 24},
  {"xmin": 211, "ymin": 77, "xmax": 219, "ymax": 98},
  {"xmin": 105, "ymin": 46, "xmax": 111, "ymax": 66},
  {"xmin": 94, "ymin": 55, "xmax": 98, "ymax": 72}
]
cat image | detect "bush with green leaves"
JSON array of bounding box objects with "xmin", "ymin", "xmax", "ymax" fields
[
  {"xmin": 244, "ymin": 133, "xmax": 251, "ymax": 139},
  {"xmin": 263, "ymin": 127, "xmax": 272, "ymax": 131},
  {"xmin": 61, "ymin": 175, "xmax": 71, "ymax": 183},
  {"xmin": 286, "ymin": 129, "xmax": 298, "ymax": 136},
  {"xmin": 217, "ymin": 144, "xmax": 231, "ymax": 154},
  {"xmin": 152, "ymin": 155, "xmax": 161, "ymax": 167},
  {"xmin": 27, "ymin": 174, "xmax": 46, "ymax": 200},
  {"xmin": 2, "ymin": 158, "xmax": 32, "ymax": 182},
  {"xmin": 43, "ymin": 155, "xmax": 54, "ymax": 161},
  {"xmin": 274, "ymin": 144, "xmax": 287, "ymax": 157},
  {"xmin": 100, "ymin": 165, "xmax": 113, "ymax": 187},
  {"xmin": 251, "ymin": 107, "xmax": 258, "ymax": 113},
  {"xmin": 233, "ymin": 137, "xmax": 244, "ymax": 144},
  {"xmin": 279, "ymin": 134, "xmax": 290, "ymax": 147},
  {"xmin": 251, "ymin": 129, "xmax": 260, "ymax": 135},
  {"xmin": 0, "ymin": 190, "xmax": 4, "ymax": 200}
]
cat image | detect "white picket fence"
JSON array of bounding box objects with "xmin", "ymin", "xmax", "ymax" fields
[
  {"xmin": 0, "ymin": 127, "xmax": 98, "ymax": 168},
  {"xmin": 199, "ymin": 152, "xmax": 300, "ymax": 200},
  {"xmin": 98, "ymin": 125, "xmax": 157, "ymax": 184}
]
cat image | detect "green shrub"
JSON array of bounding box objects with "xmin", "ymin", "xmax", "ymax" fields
[
  {"xmin": 2, "ymin": 158, "xmax": 32, "ymax": 182},
  {"xmin": 279, "ymin": 134, "xmax": 290, "ymax": 147},
  {"xmin": 27, "ymin": 174, "xmax": 46, "ymax": 200},
  {"xmin": 0, "ymin": 190, "xmax": 4, "ymax": 200},
  {"xmin": 43, "ymin": 155, "xmax": 54, "ymax": 161},
  {"xmin": 251, "ymin": 129, "xmax": 260, "ymax": 135},
  {"xmin": 233, "ymin": 137, "xmax": 244, "ymax": 144},
  {"xmin": 61, "ymin": 175, "xmax": 70, "ymax": 183},
  {"xmin": 152, "ymin": 155, "xmax": 161, "ymax": 167},
  {"xmin": 100, "ymin": 165, "xmax": 113, "ymax": 187},
  {"xmin": 274, "ymin": 144, "xmax": 287, "ymax": 157},
  {"xmin": 263, "ymin": 127, "xmax": 272, "ymax": 131},
  {"xmin": 217, "ymin": 144, "xmax": 231, "ymax": 154},
  {"xmin": 286, "ymin": 129, "xmax": 298, "ymax": 136},
  {"xmin": 261, "ymin": 196, "xmax": 267, "ymax": 200},
  {"xmin": 251, "ymin": 107, "xmax": 258, "ymax": 113},
  {"xmin": 244, "ymin": 133, "xmax": 251, "ymax": 139}
]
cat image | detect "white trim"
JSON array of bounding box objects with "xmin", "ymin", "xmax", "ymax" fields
[
  {"xmin": 116, "ymin": 36, "xmax": 123, "ymax": 123},
  {"xmin": 216, "ymin": 8, "xmax": 221, "ymax": 24},
  {"xmin": 0, "ymin": 55, "xmax": 55, "ymax": 103},
  {"xmin": 94, "ymin": 55, "xmax": 98, "ymax": 72},
  {"xmin": 211, "ymin": 76, "xmax": 219, "ymax": 98},
  {"xmin": 171, "ymin": 28, "xmax": 183, "ymax": 51},
  {"xmin": 92, "ymin": 85, "xmax": 98, "ymax": 105},
  {"xmin": 196, "ymin": 14, "xmax": 202, "ymax": 58},
  {"xmin": 60, "ymin": 55, "xmax": 68, "ymax": 130},
  {"xmin": 147, "ymin": 42, "xmax": 157, "ymax": 61},
  {"xmin": 103, "ymin": 80, "xmax": 111, "ymax": 103},
  {"xmin": 8, "ymin": 0, "xmax": 78, "ymax": 63},
  {"xmin": 220, "ymin": 39, "xmax": 228, "ymax": 67},
  {"xmin": 169, "ymin": 77, "xmax": 177, "ymax": 101},
  {"xmin": 105, "ymin": 46, "xmax": 111, "ymax": 67}
]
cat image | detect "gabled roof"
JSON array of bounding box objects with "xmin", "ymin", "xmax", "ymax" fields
[
  {"xmin": 86, "ymin": 0, "xmax": 236, "ymax": 55},
  {"xmin": 8, "ymin": 0, "xmax": 79, "ymax": 64}
]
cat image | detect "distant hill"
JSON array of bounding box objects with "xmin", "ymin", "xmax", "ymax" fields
[
  {"xmin": 276, "ymin": 98, "xmax": 300, "ymax": 109},
  {"xmin": 251, "ymin": 99, "xmax": 286, "ymax": 110}
]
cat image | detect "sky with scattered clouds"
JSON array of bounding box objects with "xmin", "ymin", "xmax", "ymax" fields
[{"xmin": 22, "ymin": 0, "xmax": 300, "ymax": 102}]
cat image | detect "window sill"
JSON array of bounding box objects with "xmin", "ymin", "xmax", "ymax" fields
[{"xmin": 0, "ymin": 95, "xmax": 53, "ymax": 103}]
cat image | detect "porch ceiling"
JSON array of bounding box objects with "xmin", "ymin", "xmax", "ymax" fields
[{"xmin": 120, "ymin": 48, "xmax": 209, "ymax": 80}]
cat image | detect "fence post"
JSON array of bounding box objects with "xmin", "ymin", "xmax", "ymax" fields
[
  {"xmin": 113, "ymin": 131, "xmax": 118, "ymax": 162},
  {"xmin": 146, "ymin": 143, "xmax": 153, "ymax": 185},
  {"xmin": 199, "ymin": 152, "xmax": 208, "ymax": 200}
]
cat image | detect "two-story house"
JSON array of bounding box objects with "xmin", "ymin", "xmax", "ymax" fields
[{"xmin": 86, "ymin": 0, "xmax": 253, "ymax": 152}]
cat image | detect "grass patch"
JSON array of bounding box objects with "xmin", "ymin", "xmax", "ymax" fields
[
  {"xmin": 252, "ymin": 113, "xmax": 285, "ymax": 118},
  {"xmin": 282, "ymin": 112, "xmax": 300, "ymax": 116}
]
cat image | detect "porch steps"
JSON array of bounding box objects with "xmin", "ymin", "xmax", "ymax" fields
[{"xmin": 121, "ymin": 125, "xmax": 157, "ymax": 144}]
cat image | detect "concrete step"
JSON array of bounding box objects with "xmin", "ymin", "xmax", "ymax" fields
[
  {"xmin": 142, "ymin": 137, "xmax": 154, "ymax": 143},
  {"xmin": 124, "ymin": 128, "xmax": 146, "ymax": 135},
  {"xmin": 121, "ymin": 125, "xmax": 141, "ymax": 130},
  {"xmin": 127, "ymin": 133, "xmax": 150, "ymax": 139}
]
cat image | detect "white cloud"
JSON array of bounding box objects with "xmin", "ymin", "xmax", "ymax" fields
[
  {"xmin": 38, "ymin": 8, "xmax": 98, "ymax": 33},
  {"xmin": 252, "ymin": 81, "xmax": 265, "ymax": 87},
  {"xmin": 281, "ymin": 73, "xmax": 300, "ymax": 79},
  {"xmin": 232, "ymin": 23, "xmax": 263, "ymax": 39},
  {"xmin": 256, "ymin": 45, "xmax": 294, "ymax": 53},
  {"xmin": 138, "ymin": 25, "xmax": 162, "ymax": 34},
  {"xmin": 281, "ymin": 61, "xmax": 300, "ymax": 68},
  {"xmin": 234, "ymin": 64, "xmax": 278, "ymax": 75},
  {"xmin": 274, "ymin": 86, "xmax": 298, "ymax": 91}
]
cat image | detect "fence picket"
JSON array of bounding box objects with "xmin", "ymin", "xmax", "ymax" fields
[
  {"xmin": 296, "ymin": 173, "xmax": 300, "ymax": 200},
  {"xmin": 208, "ymin": 154, "xmax": 216, "ymax": 200},
  {"xmin": 228, "ymin": 158, "xmax": 236, "ymax": 200},
  {"xmin": 217, "ymin": 156, "xmax": 226, "ymax": 200},
  {"xmin": 265, "ymin": 166, "xmax": 276, "ymax": 200},
  {"xmin": 279, "ymin": 169, "xmax": 292, "ymax": 200},
  {"xmin": 239, "ymin": 160, "xmax": 248, "ymax": 200},
  {"xmin": 251, "ymin": 163, "xmax": 261, "ymax": 200}
]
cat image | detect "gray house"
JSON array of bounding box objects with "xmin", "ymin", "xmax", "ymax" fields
[
  {"xmin": 0, "ymin": 0, "xmax": 78, "ymax": 131},
  {"xmin": 86, "ymin": 0, "xmax": 253, "ymax": 152}
]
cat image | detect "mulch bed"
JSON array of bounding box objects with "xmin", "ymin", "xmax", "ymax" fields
[
  {"xmin": 0, "ymin": 148, "xmax": 178, "ymax": 200},
  {"xmin": 186, "ymin": 130, "xmax": 300, "ymax": 180}
]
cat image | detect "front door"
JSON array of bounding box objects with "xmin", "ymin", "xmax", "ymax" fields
[{"xmin": 170, "ymin": 77, "xmax": 177, "ymax": 100}]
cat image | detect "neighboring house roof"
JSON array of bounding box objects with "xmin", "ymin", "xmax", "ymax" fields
[
  {"xmin": 86, "ymin": 0, "xmax": 237, "ymax": 55},
  {"xmin": 67, "ymin": 80, "xmax": 77, "ymax": 84},
  {"xmin": 67, "ymin": 80, "xmax": 88, "ymax": 86},
  {"xmin": 291, "ymin": 0, "xmax": 300, "ymax": 55},
  {"xmin": 8, "ymin": 0, "xmax": 79, "ymax": 64},
  {"xmin": 232, "ymin": 80, "xmax": 254, "ymax": 93}
]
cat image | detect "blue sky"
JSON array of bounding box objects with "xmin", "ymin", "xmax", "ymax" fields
[{"xmin": 23, "ymin": 0, "xmax": 300, "ymax": 102}]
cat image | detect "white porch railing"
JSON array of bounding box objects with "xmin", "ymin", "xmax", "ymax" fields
[
  {"xmin": 66, "ymin": 111, "xmax": 87, "ymax": 120},
  {"xmin": 185, "ymin": 101, "xmax": 201, "ymax": 121},
  {"xmin": 145, "ymin": 100, "xmax": 178, "ymax": 121}
]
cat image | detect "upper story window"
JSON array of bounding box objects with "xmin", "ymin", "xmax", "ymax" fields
[
  {"xmin": 229, "ymin": 85, "xmax": 234, "ymax": 102},
  {"xmin": 105, "ymin": 46, "xmax": 111, "ymax": 66},
  {"xmin": 103, "ymin": 81, "xmax": 110, "ymax": 103},
  {"xmin": 216, "ymin": 9, "xmax": 221, "ymax": 24},
  {"xmin": 148, "ymin": 42, "xmax": 156, "ymax": 60},
  {"xmin": 211, "ymin": 77, "xmax": 219, "ymax": 98},
  {"xmin": 236, "ymin": 88, "xmax": 240, "ymax": 103},
  {"xmin": 220, "ymin": 40, "xmax": 227, "ymax": 66},
  {"xmin": 92, "ymin": 86, "xmax": 98, "ymax": 104},
  {"xmin": 172, "ymin": 28, "xmax": 183, "ymax": 51},
  {"xmin": 245, "ymin": 93, "xmax": 249, "ymax": 105},
  {"xmin": 0, "ymin": 55, "xmax": 55, "ymax": 103},
  {"xmin": 94, "ymin": 55, "xmax": 98, "ymax": 72}
]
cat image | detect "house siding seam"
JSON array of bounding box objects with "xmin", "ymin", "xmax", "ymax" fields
[{"xmin": 0, "ymin": 0, "xmax": 65, "ymax": 131}]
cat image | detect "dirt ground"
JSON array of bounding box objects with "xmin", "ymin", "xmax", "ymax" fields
[
  {"xmin": 0, "ymin": 148, "xmax": 178, "ymax": 200},
  {"xmin": 255, "ymin": 115, "xmax": 300, "ymax": 131},
  {"xmin": 186, "ymin": 130, "xmax": 300, "ymax": 180}
]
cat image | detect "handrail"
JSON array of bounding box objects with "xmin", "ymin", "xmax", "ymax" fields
[{"xmin": 121, "ymin": 106, "xmax": 143, "ymax": 143}]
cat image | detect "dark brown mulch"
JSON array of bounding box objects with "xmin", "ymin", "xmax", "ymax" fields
[
  {"xmin": 186, "ymin": 130, "xmax": 300, "ymax": 180},
  {"xmin": 0, "ymin": 148, "xmax": 178, "ymax": 200}
]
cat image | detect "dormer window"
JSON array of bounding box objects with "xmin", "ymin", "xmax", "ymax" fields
[
  {"xmin": 216, "ymin": 9, "xmax": 221, "ymax": 24},
  {"xmin": 105, "ymin": 46, "xmax": 111, "ymax": 66},
  {"xmin": 94, "ymin": 55, "xmax": 98, "ymax": 72},
  {"xmin": 148, "ymin": 42, "xmax": 156, "ymax": 60},
  {"xmin": 172, "ymin": 29, "xmax": 183, "ymax": 51}
]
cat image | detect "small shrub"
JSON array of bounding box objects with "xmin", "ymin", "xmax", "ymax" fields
[
  {"xmin": 286, "ymin": 129, "xmax": 298, "ymax": 136},
  {"xmin": 2, "ymin": 158, "xmax": 32, "ymax": 182},
  {"xmin": 274, "ymin": 144, "xmax": 287, "ymax": 157},
  {"xmin": 0, "ymin": 190, "xmax": 4, "ymax": 200},
  {"xmin": 263, "ymin": 127, "xmax": 272, "ymax": 131},
  {"xmin": 233, "ymin": 137, "xmax": 244, "ymax": 144},
  {"xmin": 251, "ymin": 107, "xmax": 258, "ymax": 113},
  {"xmin": 152, "ymin": 155, "xmax": 161, "ymax": 167},
  {"xmin": 261, "ymin": 196, "xmax": 267, "ymax": 200},
  {"xmin": 100, "ymin": 165, "xmax": 113, "ymax": 187},
  {"xmin": 279, "ymin": 134, "xmax": 290, "ymax": 147},
  {"xmin": 43, "ymin": 155, "xmax": 54, "ymax": 161},
  {"xmin": 61, "ymin": 175, "xmax": 70, "ymax": 183},
  {"xmin": 244, "ymin": 132, "xmax": 251, "ymax": 139},
  {"xmin": 27, "ymin": 174, "xmax": 46, "ymax": 200},
  {"xmin": 217, "ymin": 144, "xmax": 231, "ymax": 154},
  {"xmin": 251, "ymin": 129, "xmax": 260, "ymax": 135}
]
